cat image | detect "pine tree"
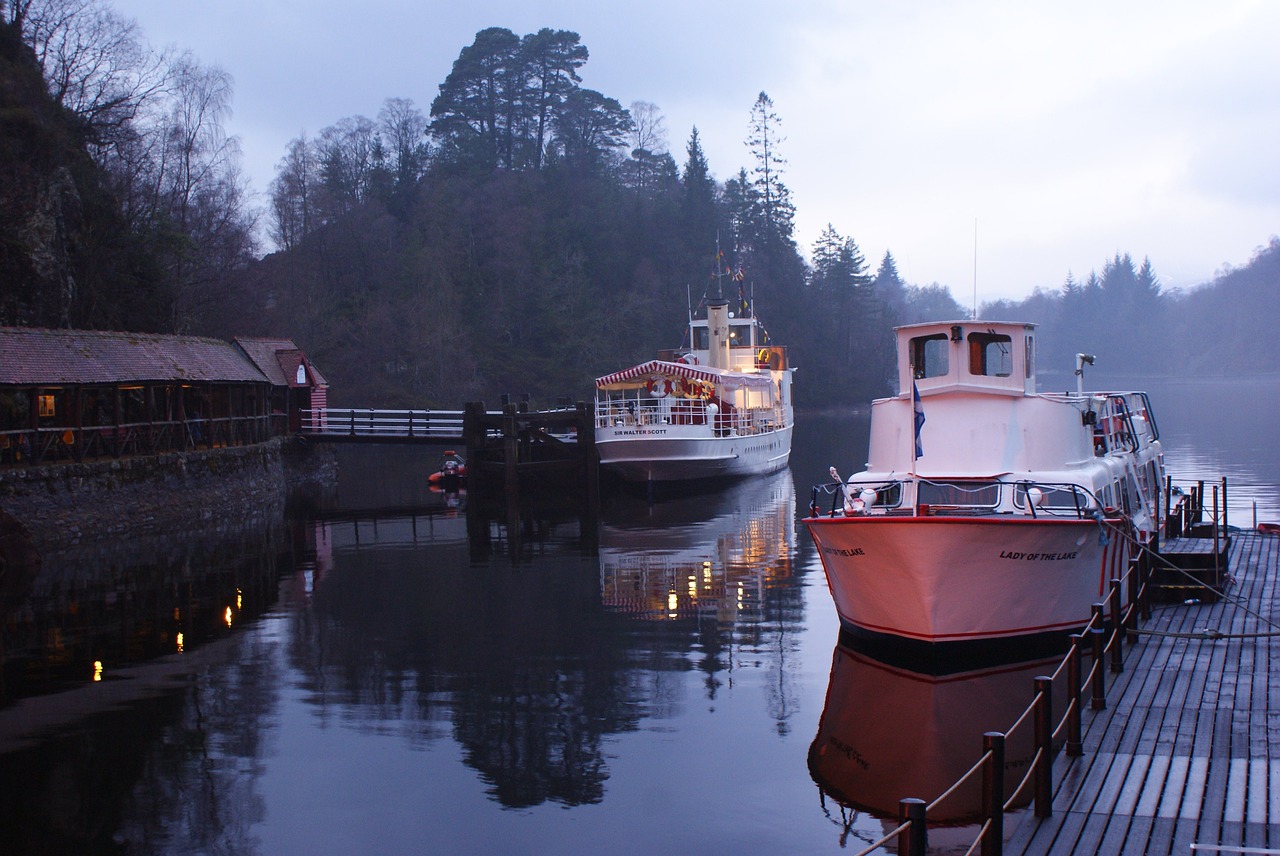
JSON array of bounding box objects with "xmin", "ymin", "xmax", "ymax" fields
[{"xmin": 745, "ymin": 92, "xmax": 795, "ymax": 251}]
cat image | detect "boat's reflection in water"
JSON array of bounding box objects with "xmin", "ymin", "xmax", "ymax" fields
[
  {"xmin": 809, "ymin": 643, "xmax": 1066, "ymax": 849},
  {"xmin": 597, "ymin": 470, "xmax": 796, "ymax": 623}
]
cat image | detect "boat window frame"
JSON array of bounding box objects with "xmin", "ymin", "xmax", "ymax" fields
[
  {"xmin": 916, "ymin": 480, "xmax": 1001, "ymax": 508},
  {"xmin": 1013, "ymin": 482, "xmax": 1095, "ymax": 513},
  {"xmin": 909, "ymin": 334, "xmax": 950, "ymax": 379},
  {"xmin": 967, "ymin": 331, "xmax": 1014, "ymax": 378}
]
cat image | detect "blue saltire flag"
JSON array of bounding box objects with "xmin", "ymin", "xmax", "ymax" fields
[{"xmin": 913, "ymin": 381, "xmax": 925, "ymax": 457}]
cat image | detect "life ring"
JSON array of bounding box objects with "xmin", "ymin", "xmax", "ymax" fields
[
  {"xmin": 677, "ymin": 353, "xmax": 698, "ymax": 365},
  {"xmin": 757, "ymin": 348, "xmax": 771, "ymax": 368},
  {"xmin": 1259, "ymin": 522, "xmax": 1280, "ymax": 535},
  {"xmin": 646, "ymin": 375, "xmax": 672, "ymax": 398}
]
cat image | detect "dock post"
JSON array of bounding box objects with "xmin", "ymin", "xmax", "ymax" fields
[
  {"xmin": 463, "ymin": 401, "xmax": 486, "ymax": 460},
  {"xmin": 897, "ymin": 798, "xmax": 927, "ymax": 856},
  {"xmin": 1109, "ymin": 579, "xmax": 1124, "ymax": 670},
  {"xmin": 1126, "ymin": 560, "xmax": 1140, "ymax": 643},
  {"xmin": 502, "ymin": 403, "xmax": 519, "ymax": 501},
  {"xmin": 1066, "ymin": 634, "xmax": 1083, "ymax": 756},
  {"xmin": 577, "ymin": 400, "xmax": 599, "ymax": 549},
  {"xmin": 1221, "ymin": 477, "xmax": 1228, "ymax": 536},
  {"xmin": 1034, "ymin": 676, "xmax": 1054, "ymax": 818},
  {"xmin": 980, "ymin": 733, "xmax": 1004, "ymax": 856},
  {"xmin": 1090, "ymin": 603, "xmax": 1107, "ymax": 709}
]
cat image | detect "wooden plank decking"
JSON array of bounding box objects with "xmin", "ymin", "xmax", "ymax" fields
[{"xmin": 1007, "ymin": 531, "xmax": 1279, "ymax": 855}]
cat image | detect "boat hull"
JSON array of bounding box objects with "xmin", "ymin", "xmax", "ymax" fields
[
  {"xmin": 596, "ymin": 425, "xmax": 792, "ymax": 482},
  {"xmin": 804, "ymin": 515, "xmax": 1131, "ymax": 648}
]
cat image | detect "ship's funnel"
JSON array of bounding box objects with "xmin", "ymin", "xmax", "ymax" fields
[{"xmin": 706, "ymin": 299, "xmax": 731, "ymax": 370}]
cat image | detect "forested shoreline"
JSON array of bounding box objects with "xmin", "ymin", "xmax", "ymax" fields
[{"xmin": 3, "ymin": 3, "xmax": 1277, "ymax": 409}]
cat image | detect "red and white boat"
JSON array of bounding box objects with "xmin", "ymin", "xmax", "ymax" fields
[
  {"xmin": 593, "ymin": 279, "xmax": 794, "ymax": 484},
  {"xmin": 805, "ymin": 320, "xmax": 1165, "ymax": 657}
]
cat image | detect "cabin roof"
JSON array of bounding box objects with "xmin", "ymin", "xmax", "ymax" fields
[
  {"xmin": 233, "ymin": 337, "xmax": 329, "ymax": 388},
  {"xmin": 0, "ymin": 327, "xmax": 271, "ymax": 386},
  {"xmin": 894, "ymin": 319, "xmax": 1037, "ymax": 333}
]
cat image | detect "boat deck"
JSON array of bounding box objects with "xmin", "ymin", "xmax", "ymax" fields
[{"xmin": 1007, "ymin": 530, "xmax": 1279, "ymax": 855}]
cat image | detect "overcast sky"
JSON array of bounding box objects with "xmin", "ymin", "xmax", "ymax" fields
[{"xmin": 111, "ymin": 0, "xmax": 1280, "ymax": 303}]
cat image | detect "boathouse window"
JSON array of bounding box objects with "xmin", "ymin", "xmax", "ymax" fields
[
  {"xmin": 910, "ymin": 334, "xmax": 949, "ymax": 379},
  {"xmin": 967, "ymin": 332, "xmax": 1013, "ymax": 377}
]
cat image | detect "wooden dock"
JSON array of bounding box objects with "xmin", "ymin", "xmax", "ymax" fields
[{"xmin": 1006, "ymin": 530, "xmax": 1279, "ymax": 855}]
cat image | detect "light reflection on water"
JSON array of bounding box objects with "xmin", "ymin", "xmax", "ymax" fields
[{"xmin": 0, "ymin": 379, "xmax": 1275, "ymax": 854}]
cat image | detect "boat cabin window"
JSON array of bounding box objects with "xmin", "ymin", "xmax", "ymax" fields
[
  {"xmin": 693, "ymin": 327, "xmax": 709, "ymax": 349},
  {"xmin": 917, "ymin": 480, "xmax": 1000, "ymax": 508},
  {"xmin": 910, "ymin": 334, "xmax": 950, "ymax": 379},
  {"xmin": 967, "ymin": 332, "xmax": 1013, "ymax": 377},
  {"xmin": 1014, "ymin": 483, "xmax": 1093, "ymax": 511},
  {"xmin": 1025, "ymin": 335, "xmax": 1035, "ymax": 380},
  {"xmin": 729, "ymin": 323, "xmax": 752, "ymax": 347}
]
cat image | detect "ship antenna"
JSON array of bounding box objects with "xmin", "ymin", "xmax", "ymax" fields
[
  {"xmin": 714, "ymin": 232, "xmax": 727, "ymax": 300},
  {"xmin": 972, "ymin": 216, "xmax": 978, "ymax": 320}
]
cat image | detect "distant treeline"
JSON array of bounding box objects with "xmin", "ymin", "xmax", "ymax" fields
[{"xmin": 3, "ymin": 6, "xmax": 1277, "ymax": 409}]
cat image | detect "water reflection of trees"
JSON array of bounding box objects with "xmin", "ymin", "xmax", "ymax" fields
[{"xmin": 289, "ymin": 471, "xmax": 805, "ymax": 809}]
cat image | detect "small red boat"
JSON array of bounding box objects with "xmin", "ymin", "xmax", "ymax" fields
[{"xmin": 428, "ymin": 450, "xmax": 466, "ymax": 488}]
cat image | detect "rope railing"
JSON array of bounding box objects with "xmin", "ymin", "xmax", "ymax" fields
[
  {"xmin": 926, "ymin": 749, "xmax": 992, "ymax": 814},
  {"xmin": 1003, "ymin": 746, "xmax": 1043, "ymax": 812},
  {"xmin": 845, "ymin": 820, "xmax": 911, "ymax": 856}
]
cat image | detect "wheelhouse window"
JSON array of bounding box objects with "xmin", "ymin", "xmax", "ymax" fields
[
  {"xmin": 910, "ymin": 334, "xmax": 950, "ymax": 379},
  {"xmin": 967, "ymin": 332, "xmax": 1013, "ymax": 377},
  {"xmin": 917, "ymin": 480, "xmax": 1001, "ymax": 507}
]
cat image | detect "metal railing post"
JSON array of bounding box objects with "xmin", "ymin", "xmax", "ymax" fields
[
  {"xmin": 1066, "ymin": 634, "xmax": 1083, "ymax": 756},
  {"xmin": 898, "ymin": 798, "xmax": 927, "ymax": 856},
  {"xmin": 1034, "ymin": 676, "xmax": 1054, "ymax": 818},
  {"xmin": 981, "ymin": 733, "xmax": 1004, "ymax": 856}
]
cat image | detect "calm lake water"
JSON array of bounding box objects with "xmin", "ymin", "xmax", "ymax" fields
[{"xmin": 2, "ymin": 377, "xmax": 1276, "ymax": 855}]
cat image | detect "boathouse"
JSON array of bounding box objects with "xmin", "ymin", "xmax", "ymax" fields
[
  {"xmin": 233, "ymin": 337, "xmax": 329, "ymax": 433},
  {"xmin": 0, "ymin": 326, "xmax": 283, "ymax": 464}
]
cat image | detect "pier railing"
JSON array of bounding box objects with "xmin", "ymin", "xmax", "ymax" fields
[
  {"xmin": 845, "ymin": 518, "xmax": 1169, "ymax": 856},
  {"xmin": 299, "ymin": 408, "xmax": 468, "ymax": 440}
]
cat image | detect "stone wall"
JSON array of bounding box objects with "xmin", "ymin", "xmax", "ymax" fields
[{"xmin": 0, "ymin": 439, "xmax": 337, "ymax": 551}]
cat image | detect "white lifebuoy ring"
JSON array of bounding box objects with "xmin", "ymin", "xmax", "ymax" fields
[
  {"xmin": 677, "ymin": 353, "xmax": 698, "ymax": 365},
  {"xmin": 646, "ymin": 375, "xmax": 672, "ymax": 398}
]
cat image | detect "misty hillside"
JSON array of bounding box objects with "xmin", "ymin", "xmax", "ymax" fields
[{"xmin": 3, "ymin": 9, "xmax": 1277, "ymax": 409}]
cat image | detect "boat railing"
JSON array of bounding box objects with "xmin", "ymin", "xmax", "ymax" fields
[
  {"xmin": 809, "ymin": 477, "xmax": 1104, "ymax": 520},
  {"xmin": 830, "ymin": 516, "xmax": 1165, "ymax": 856},
  {"xmin": 595, "ymin": 397, "xmax": 787, "ymax": 435}
]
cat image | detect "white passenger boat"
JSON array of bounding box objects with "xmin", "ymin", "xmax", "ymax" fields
[
  {"xmin": 805, "ymin": 320, "xmax": 1165, "ymax": 657},
  {"xmin": 593, "ymin": 287, "xmax": 794, "ymax": 483}
]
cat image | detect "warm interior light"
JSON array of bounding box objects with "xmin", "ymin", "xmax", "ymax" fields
[{"xmin": 92, "ymin": 661, "xmax": 103, "ymax": 682}]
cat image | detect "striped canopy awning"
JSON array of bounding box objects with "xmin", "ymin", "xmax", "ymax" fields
[
  {"xmin": 595, "ymin": 360, "xmax": 718, "ymax": 387},
  {"xmin": 595, "ymin": 360, "xmax": 773, "ymax": 389}
]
